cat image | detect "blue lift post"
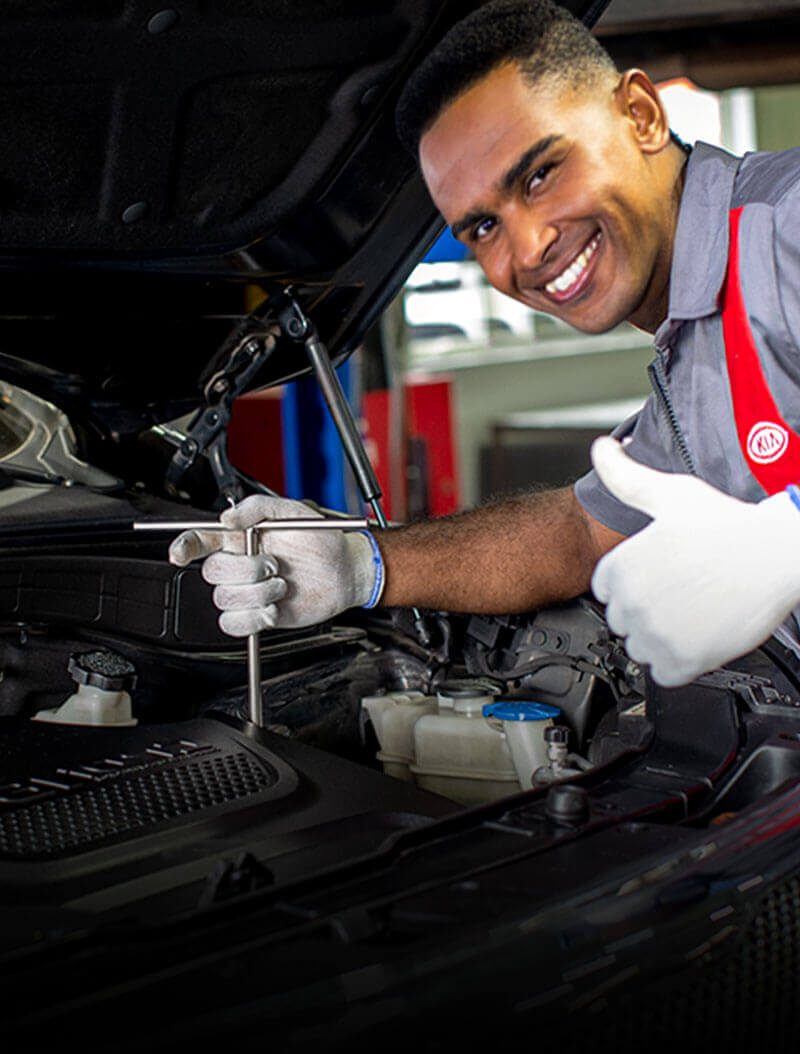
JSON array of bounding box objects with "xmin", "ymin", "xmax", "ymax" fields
[{"xmin": 280, "ymin": 357, "xmax": 354, "ymax": 512}]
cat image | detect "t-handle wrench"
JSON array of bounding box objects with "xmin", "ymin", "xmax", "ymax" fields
[{"xmin": 134, "ymin": 517, "xmax": 369, "ymax": 725}]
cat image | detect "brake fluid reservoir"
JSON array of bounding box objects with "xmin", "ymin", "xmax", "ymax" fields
[
  {"xmin": 361, "ymin": 691, "xmax": 437, "ymax": 781},
  {"xmin": 410, "ymin": 684, "xmax": 519, "ymax": 805},
  {"xmin": 482, "ymin": 702, "xmax": 561, "ymax": 790}
]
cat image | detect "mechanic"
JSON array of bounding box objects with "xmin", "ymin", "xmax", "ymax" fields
[{"xmin": 169, "ymin": 0, "xmax": 800, "ymax": 688}]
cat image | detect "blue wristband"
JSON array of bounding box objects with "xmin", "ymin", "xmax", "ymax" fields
[
  {"xmin": 361, "ymin": 530, "xmax": 385, "ymax": 609},
  {"xmin": 787, "ymin": 484, "xmax": 800, "ymax": 513}
]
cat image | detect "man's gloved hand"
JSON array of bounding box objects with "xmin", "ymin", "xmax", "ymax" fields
[
  {"xmin": 168, "ymin": 495, "xmax": 381, "ymax": 635},
  {"xmin": 590, "ymin": 436, "xmax": 800, "ymax": 687}
]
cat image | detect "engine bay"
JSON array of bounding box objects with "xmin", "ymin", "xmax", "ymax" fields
[
  {"xmin": 2, "ymin": 518, "xmax": 800, "ymax": 939},
  {"xmin": 1, "ymin": 378, "xmax": 800, "ymax": 1042},
  {"xmin": 3, "ymin": 503, "xmax": 800, "ymax": 1051}
]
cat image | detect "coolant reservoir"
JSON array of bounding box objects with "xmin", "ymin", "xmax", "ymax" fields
[
  {"xmin": 409, "ymin": 683, "xmax": 520, "ymax": 805},
  {"xmin": 33, "ymin": 650, "xmax": 138, "ymax": 727},
  {"xmin": 361, "ymin": 691, "xmax": 437, "ymax": 781},
  {"xmin": 362, "ymin": 683, "xmax": 565, "ymax": 806}
]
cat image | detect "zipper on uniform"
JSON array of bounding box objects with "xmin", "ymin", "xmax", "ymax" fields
[{"xmin": 647, "ymin": 355, "xmax": 696, "ymax": 474}]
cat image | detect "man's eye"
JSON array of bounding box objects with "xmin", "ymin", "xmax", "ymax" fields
[
  {"xmin": 526, "ymin": 163, "xmax": 554, "ymax": 193},
  {"xmin": 472, "ymin": 216, "xmax": 497, "ymax": 241}
]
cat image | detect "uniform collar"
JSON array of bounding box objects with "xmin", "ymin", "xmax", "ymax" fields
[{"xmin": 655, "ymin": 142, "xmax": 741, "ymax": 347}]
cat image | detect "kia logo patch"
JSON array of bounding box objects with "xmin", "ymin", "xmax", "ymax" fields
[{"xmin": 747, "ymin": 421, "xmax": 789, "ymax": 463}]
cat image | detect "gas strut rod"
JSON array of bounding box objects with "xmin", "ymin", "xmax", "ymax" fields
[{"xmin": 274, "ymin": 291, "xmax": 432, "ymax": 647}]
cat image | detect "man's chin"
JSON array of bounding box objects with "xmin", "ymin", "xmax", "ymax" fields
[
  {"xmin": 555, "ymin": 307, "xmax": 626, "ymax": 335},
  {"xmin": 536, "ymin": 287, "xmax": 630, "ymax": 335},
  {"xmin": 524, "ymin": 287, "xmax": 631, "ymax": 334}
]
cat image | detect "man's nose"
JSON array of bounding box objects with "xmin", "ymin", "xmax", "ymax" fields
[{"xmin": 507, "ymin": 211, "xmax": 558, "ymax": 271}]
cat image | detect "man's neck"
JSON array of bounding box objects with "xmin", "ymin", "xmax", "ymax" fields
[{"xmin": 628, "ymin": 140, "xmax": 692, "ymax": 334}]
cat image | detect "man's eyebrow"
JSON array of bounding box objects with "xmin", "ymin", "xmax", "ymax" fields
[
  {"xmin": 500, "ymin": 135, "xmax": 562, "ymax": 193},
  {"xmin": 449, "ymin": 135, "xmax": 562, "ymax": 241},
  {"xmin": 451, "ymin": 208, "xmax": 491, "ymax": 241}
]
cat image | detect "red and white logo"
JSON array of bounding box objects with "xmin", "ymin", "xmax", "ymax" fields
[{"xmin": 746, "ymin": 421, "xmax": 789, "ymax": 463}]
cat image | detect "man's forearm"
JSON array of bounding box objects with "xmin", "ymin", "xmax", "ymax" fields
[{"xmin": 377, "ymin": 486, "xmax": 623, "ymax": 613}]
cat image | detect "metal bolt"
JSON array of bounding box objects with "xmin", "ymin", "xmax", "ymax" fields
[
  {"xmin": 545, "ymin": 725, "xmax": 569, "ymax": 744},
  {"xmin": 545, "ymin": 784, "xmax": 590, "ymax": 827}
]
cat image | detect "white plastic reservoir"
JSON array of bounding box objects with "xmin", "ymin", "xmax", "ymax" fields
[
  {"xmin": 482, "ymin": 701, "xmax": 561, "ymax": 790},
  {"xmin": 411, "ymin": 685, "xmax": 516, "ymax": 804},
  {"xmin": 361, "ymin": 691, "xmax": 436, "ymax": 781},
  {"xmin": 362, "ymin": 682, "xmax": 561, "ymax": 805}
]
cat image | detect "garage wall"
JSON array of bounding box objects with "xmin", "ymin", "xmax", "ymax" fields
[
  {"xmin": 428, "ymin": 341, "xmax": 653, "ymax": 508},
  {"xmin": 754, "ymin": 84, "xmax": 800, "ymax": 151}
]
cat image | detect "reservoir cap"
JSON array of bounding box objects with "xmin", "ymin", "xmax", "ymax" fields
[
  {"xmin": 483, "ymin": 702, "xmax": 561, "ymax": 721},
  {"xmin": 68, "ymin": 650, "xmax": 137, "ymax": 692}
]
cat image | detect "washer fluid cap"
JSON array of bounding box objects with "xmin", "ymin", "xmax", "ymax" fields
[
  {"xmin": 482, "ymin": 702, "xmax": 561, "ymax": 722},
  {"xmin": 68, "ymin": 650, "xmax": 137, "ymax": 692}
]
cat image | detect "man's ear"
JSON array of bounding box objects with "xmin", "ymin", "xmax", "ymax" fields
[{"xmin": 614, "ymin": 69, "xmax": 672, "ymax": 155}]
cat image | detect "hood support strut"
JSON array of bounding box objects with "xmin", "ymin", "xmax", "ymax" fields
[{"xmin": 273, "ymin": 289, "xmax": 431, "ymax": 647}]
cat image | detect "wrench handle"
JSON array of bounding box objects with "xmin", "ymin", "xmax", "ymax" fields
[{"xmin": 245, "ymin": 526, "xmax": 263, "ymax": 726}]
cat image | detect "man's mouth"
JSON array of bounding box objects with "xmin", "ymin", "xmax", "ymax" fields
[{"xmin": 543, "ymin": 231, "xmax": 602, "ymax": 302}]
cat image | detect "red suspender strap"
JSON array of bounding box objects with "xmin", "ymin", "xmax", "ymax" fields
[{"xmin": 722, "ymin": 205, "xmax": 800, "ymax": 494}]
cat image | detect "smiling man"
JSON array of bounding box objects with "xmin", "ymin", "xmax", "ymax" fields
[
  {"xmin": 170, "ymin": 0, "xmax": 800, "ymax": 687},
  {"xmin": 412, "ymin": 60, "xmax": 680, "ymax": 338}
]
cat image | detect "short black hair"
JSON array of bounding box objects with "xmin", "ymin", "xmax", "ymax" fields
[{"xmin": 395, "ymin": 0, "xmax": 617, "ymax": 155}]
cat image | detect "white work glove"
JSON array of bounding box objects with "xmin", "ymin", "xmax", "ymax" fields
[
  {"xmin": 590, "ymin": 436, "xmax": 800, "ymax": 687},
  {"xmin": 168, "ymin": 495, "xmax": 382, "ymax": 635}
]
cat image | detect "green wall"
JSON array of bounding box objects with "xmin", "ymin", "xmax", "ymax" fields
[{"xmin": 754, "ymin": 84, "xmax": 800, "ymax": 151}]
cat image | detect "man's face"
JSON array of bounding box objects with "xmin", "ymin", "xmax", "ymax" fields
[{"xmin": 418, "ymin": 63, "xmax": 676, "ymax": 334}]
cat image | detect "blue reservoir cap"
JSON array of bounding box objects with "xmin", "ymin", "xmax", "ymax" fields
[{"xmin": 482, "ymin": 701, "xmax": 561, "ymax": 722}]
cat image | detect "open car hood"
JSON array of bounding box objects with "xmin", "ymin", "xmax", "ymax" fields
[{"xmin": 0, "ymin": 0, "xmax": 606, "ymax": 436}]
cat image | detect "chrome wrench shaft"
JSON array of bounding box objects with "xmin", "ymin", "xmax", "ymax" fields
[
  {"xmin": 134, "ymin": 518, "xmax": 369, "ymax": 533},
  {"xmin": 245, "ymin": 525, "xmax": 262, "ymax": 726}
]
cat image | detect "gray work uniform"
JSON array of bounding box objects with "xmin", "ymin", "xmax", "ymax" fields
[{"xmin": 574, "ymin": 141, "xmax": 800, "ymax": 653}]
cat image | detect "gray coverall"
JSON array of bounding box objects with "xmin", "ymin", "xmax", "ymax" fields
[{"xmin": 574, "ymin": 141, "xmax": 800, "ymax": 654}]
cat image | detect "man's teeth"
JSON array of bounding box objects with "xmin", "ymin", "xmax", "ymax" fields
[{"xmin": 545, "ymin": 232, "xmax": 602, "ymax": 295}]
